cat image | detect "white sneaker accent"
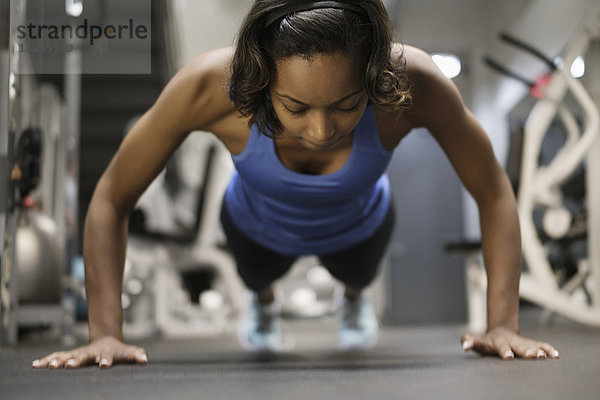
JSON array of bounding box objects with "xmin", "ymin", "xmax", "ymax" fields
[
  {"xmin": 337, "ymin": 290, "xmax": 379, "ymax": 350},
  {"xmin": 238, "ymin": 290, "xmax": 295, "ymax": 352}
]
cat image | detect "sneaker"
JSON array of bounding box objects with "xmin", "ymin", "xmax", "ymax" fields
[
  {"xmin": 337, "ymin": 290, "xmax": 379, "ymax": 350},
  {"xmin": 238, "ymin": 291, "xmax": 294, "ymax": 352}
]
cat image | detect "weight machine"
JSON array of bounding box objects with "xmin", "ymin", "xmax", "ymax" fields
[
  {"xmin": 0, "ymin": 0, "xmax": 82, "ymax": 346},
  {"xmin": 451, "ymin": 4, "xmax": 600, "ymax": 332}
]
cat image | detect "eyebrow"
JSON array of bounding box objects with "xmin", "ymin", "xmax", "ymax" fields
[{"xmin": 274, "ymin": 89, "xmax": 364, "ymax": 106}]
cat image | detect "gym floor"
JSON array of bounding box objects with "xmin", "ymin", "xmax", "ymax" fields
[{"xmin": 1, "ymin": 307, "xmax": 598, "ymax": 400}]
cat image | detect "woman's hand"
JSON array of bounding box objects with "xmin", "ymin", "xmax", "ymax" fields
[
  {"xmin": 31, "ymin": 336, "xmax": 148, "ymax": 369},
  {"xmin": 461, "ymin": 327, "xmax": 560, "ymax": 360}
]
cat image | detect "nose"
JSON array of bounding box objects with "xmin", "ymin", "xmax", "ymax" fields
[{"xmin": 306, "ymin": 111, "xmax": 335, "ymax": 142}]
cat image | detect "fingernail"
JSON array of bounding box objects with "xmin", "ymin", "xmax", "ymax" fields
[
  {"xmin": 140, "ymin": 354, "xmax": 148, "ymax": 363},
  {"xmin": 462, "ymin": 340, "xmax": 472, "ymax": 350},
  {"xmin": 537, "ymin": 349, "xmax": 546, "ymax": 358},
  {"xmin": 66, "ymin": 359, "xmax": 76, "ymax": 367},
  {"xmin": 49, "ymin": 359, "xmax": 58, "ymax": 367},
  {"xmin": 525, "ymin": 350, "xmax": 535, "ymax": 358},
  {"xmin": 32, "ymin": 359, "xmax": 40, "ymax": 367},
  {"xmin": 504, "ymin": 351, "xmax": 514, "ymax": 359},
  {"xmin": 553, "ymin": 350, "xmax": 560, "ymax": 358},
  {"xmin": 100, "ymin": 359, "xmax": 109, "ymax": 367}
]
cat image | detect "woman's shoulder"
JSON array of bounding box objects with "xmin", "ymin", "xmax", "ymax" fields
[
  {"xmin": 173, "ymin": 47, "xmax": 250, "ymax": 126},
  {"xmin": 389, "ymin": 43, "xmax": 459, "ymax": 125},
  {"xmin": 179, "ymin": 47, "xmax": 253, "ymax": 151},
  {"xmin": 180, "ymin": 46, "xmax": 235, "ymax": 82},
  {"xmin": 371, "ymin": 44, "xmax": 445, "ymax": 147},
  {"xmin": 391, "ymin": 43, "xmax": 443, "ymax": 87},
  {"xmin": 150, "ymin": 46, "xmax": 250, "ymax": 152},
  {"xmin": 369, "ymin": 44, "xmax": 419, "ymax": 144},
  {"xmin": 174, "ymin": 47, "xmax": 236, "ymax": 126}
]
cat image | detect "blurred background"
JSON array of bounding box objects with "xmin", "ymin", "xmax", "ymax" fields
[{"xmin": 1, "ymin": 0, "xmax": 599, "ymax": 346}]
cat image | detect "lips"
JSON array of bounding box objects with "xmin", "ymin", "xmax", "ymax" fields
[{"xmin": 305, "ymin": 139, "xmax": 337, "ymax": 148}]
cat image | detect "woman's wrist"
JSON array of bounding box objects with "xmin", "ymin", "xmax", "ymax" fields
[{"xmin": 486, "ymin": 322, "xmax": 519, "ymax": 335}]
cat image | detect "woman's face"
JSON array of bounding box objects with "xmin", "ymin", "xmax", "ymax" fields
[{"xmin": 269, "ymin": 52, "xmax": 368, "ymax": 151}]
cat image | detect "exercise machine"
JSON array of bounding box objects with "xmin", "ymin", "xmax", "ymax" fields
[
  {"xmin": 451, "ymin": 5, "xmax": 600, "ymax": 332},
  {"xmin": 1, "ymin": 0, "xmax": 82, "ymax": 346}
]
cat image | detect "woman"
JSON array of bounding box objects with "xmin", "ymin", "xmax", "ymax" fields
[{"xmin": 33, "ymin": 0, "xmax": 559, "ymax": 369}]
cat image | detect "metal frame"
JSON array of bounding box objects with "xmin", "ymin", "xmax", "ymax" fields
[
  {"xmin": 467, "ymin": 4, "xmax": 600, "ymax": 331},
  {"xmin": 0, "ymin": 0, "xmax": 83, "ymax": 346},
  {"xmin": 0, "ymin": 0, "xmax": 12, "ymax": 347}
]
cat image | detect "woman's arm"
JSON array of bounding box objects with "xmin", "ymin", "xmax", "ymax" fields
[
  {"xmin": 404, "ymin": 46, "xmax": 558, "ymax": 360},
  {"xmin": 86, "ymin": 47, "xmax": 238, "ymax": 342},
  {"xmin": 33, "ymin": 47, "xmax": 239, "ymax": 368}
]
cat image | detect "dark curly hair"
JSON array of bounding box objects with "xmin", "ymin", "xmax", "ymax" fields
[{"xmin": 227, "ymin": 0, "xmax": 412, "ymax": 137}]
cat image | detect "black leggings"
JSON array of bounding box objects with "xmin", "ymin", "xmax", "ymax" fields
[{"xmin": 220, "ymin": 200, "xmax": 396, "ymax": 293}]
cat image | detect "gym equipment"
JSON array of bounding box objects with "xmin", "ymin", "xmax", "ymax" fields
[
  {"xmin": 1, "ymin": 0, "xmax": 82, "ymax": 346},
  {"xmin": 7, "ymin": 85, "xmax": 73, "ymax": 342},
  {"xmin": 0, "ymin": 45, "xmax": 44, "ymax": 344},
  {"xmin": 15, "ymin": 197, "xmax": 61, "ymax": 304},
  {"xmin": 0, "ymin": 0, "xmax": 10, "ymax": 347},
  {"xmin": 1, "ymin": 2, "xmax": 70, "ymax": 344},
  {"xmin": 124, "ymin": 134, "xmax": 246, "ymax": 338},
  {"xmin": 13, "ymin": 127, "xmax": 42, "ymax": 202},
  {"xmin": 485, "ymin": 35, "xmax": 589, "ymax": 286},
  {"xmin": 450, "ymin": 5, "xmax": 600, "ymax": 332}
]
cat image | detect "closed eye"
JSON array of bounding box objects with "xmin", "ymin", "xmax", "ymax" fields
[
  {"xmin": 338, "ymin": 104, "xmax": 360, "ymax": 114},
  {"xmin": 283, "ymin": 108, "xmax": 308, "ymax": 117},
  {"xmin": 283, "ymin": 103, "xmax": 360, "ymax": 117}
]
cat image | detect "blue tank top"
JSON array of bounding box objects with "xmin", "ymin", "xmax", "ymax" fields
[{"xmin": 224, "ymin": 105, "xmax": 393, "ymax": 257}]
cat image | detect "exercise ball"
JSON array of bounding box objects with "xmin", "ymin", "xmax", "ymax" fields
[{"xmin": 16, "ymin": 204, "xmax": 62, "ymax": 303}]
